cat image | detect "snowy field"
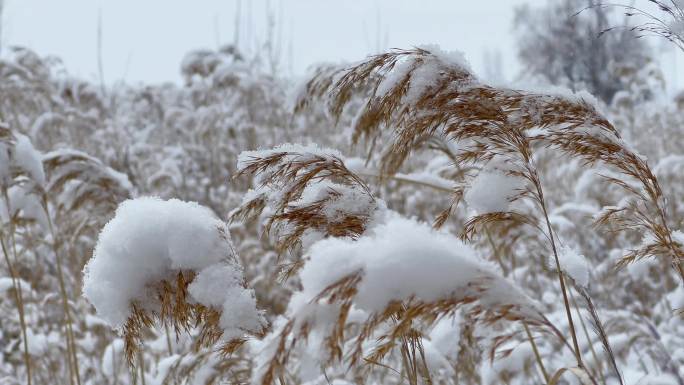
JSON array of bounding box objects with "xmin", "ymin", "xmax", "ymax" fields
[{"xmin": 1, "ymin": 1, "xmax": 684, "ymax": 384}]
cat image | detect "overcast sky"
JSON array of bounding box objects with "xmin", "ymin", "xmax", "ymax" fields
[{"xmin": 2, "ymin": 0, "xmax": 682, "ymax": 91}]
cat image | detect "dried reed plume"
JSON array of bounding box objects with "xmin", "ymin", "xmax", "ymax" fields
[
  {"xmin": 253, "ymin": 259, "xmax": 573, "ymax": 385},
  {"xmin": 232, "ymin": 148, "xmax": 376, "ymax": 256},
  {"xmin": 289, "ymin": 46, "xmax": 684, "ymax": 381},
  {"xmin": 123, "ymin": 270, "xmax": 228, "ymax": 365},
  {"xmin": 121, "ymin": 222, "xmax": 262, "ymax": 367},
  {"xmin": 120, "ymin": 226, "xmax": 259, "ymax": 366},
  {"xmin": 231, "ymin": 146, "xmax": 578, "ymax": 385},
  {"xmin": 296, "ymin": 46, "xmax": 684, "ymax": 287},
  {"xmin": 42, "ymin": 149, "xmax": 133, "ymax": 214}
]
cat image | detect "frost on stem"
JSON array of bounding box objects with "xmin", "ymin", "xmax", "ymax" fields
[
  {"xmin": 82, "ymin": 197, "xmax": 265, "ymax": 363},
  {"xmin": 603, "ymin": 0, "xmax": 684, "ymax": 53}
]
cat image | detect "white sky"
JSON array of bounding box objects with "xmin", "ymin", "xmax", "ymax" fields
[{"xmin": 2, "ymin": 0, "xmax": 683, "ymax": 92}]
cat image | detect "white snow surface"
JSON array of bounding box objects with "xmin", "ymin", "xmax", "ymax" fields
[
  {"xmin": 465, "ymin": 167, "xmax": 523, "ymax": 214},
  {"xmin": 13, "ymin": 134, "xmax": 46, "ymax": 186},
  {"xmin": 376, "ymin": 56, "xmax": 417, "ymax": 97},
  {"xmin": 0, "ymin": 277, "xmax": 32, "ymax": 294},
  {"xmin": 418, "ymin": 44, "xmax": 472, "ymax": 72},
  {"xmin": 3, "ymin": 184, "xmax": 49, "ymax": 230},
  {"xmin": 297, "ymin": 180, "xmax": 376, "ymax": 224},
  {"xmin": 83, "ymin": 197, "xmax": 263, "ymax": 337},
  {"xmin": 550, "ymin": 245, "xmax": 591, "ymax": 287},
  {"xmin": 290, "ymin": 214, "xmax": 541, "ymax": 316},
  {"xmin": 373, "ymin": 44, "xmax": 473, "ymax": 106},
  {"xmin": 429, "ymin": 315, "xmax": 462, "ymax": 360},
  {"xmin": 188, "ymin": 264, "xmax": 265, "ymax": 340},
  {"xmin": 237, "ymin": 143, "xmax": 343, "ymax": 172}
]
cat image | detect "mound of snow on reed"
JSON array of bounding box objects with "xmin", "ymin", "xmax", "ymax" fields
[{"xmin": 83, "ymin": 197, "xmax": 263, "ymax": 337}]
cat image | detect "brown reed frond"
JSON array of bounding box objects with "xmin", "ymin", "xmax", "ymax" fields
[
  {"xmin": 543, "ymin": 126, "xmax": 684, "ymax": 279},
  {"xmin": 255, "ymin": 270, "xmax": 568, "ymax": 385},
  {"xmin": 228, "ymin": 194, "xmax": 266, "ymax": 224},
  {"xmin": 295, "ymin": 47, "xmax": 612, "ymax": 177},
  {"xmin": 432, "ymin": 187, "xmax": 463, "ymax": 229},
  {"xmin": 121, "ymin": 269, "xmax": 253, "ymax": 366},
  {"xmin": 233, "ymin": 149, "xmax": 376, "ymax": 254},
  {"xmin": 159, "ymin": 350, "xmax": 252, "ymax": 385},
  {"xmin": 267, "ymin": 188, "xmax": 372, "ymax": 254},
  {"xmin": 297, "ymin": 46, "xmax": 684, "ymax": 285},
  {"xmin": 460, "ymin": 211, "xmax": 541, "ymax": 242},
  {"xmin": 293, "ymin": 46, "xmax": 659, "ymax": 372}
]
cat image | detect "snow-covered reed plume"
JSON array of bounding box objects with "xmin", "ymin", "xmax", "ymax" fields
[
  {"xmin": 83, "ymin": 197, "xmax": 265, "ymax": 363},
  {"xmin": 233, "ymin": 143, "xmax": 571, "ymax": 385},
  {"xmin": 291, "ymin": 45, "xmax": 684, "ymax": 384},
  {"xmin": 232, "ymin": 143, "xmax": 378, "ymax": 257},
  {"xmin": 2, "ymin": 16, "xmax": 684, "ymax": 383}
]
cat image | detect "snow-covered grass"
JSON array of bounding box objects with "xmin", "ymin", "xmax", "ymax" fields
[{"xmin": 2, "ymin": 10, "xmax": 684, "ymax": 384}]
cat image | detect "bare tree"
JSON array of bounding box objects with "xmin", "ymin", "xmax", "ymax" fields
[{"xmin": 514, "ymin": 0, "xmax": 652, "ymax": 104}]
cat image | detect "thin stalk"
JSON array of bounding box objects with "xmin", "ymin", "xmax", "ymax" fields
[
  {"xmin": 43, "ymin": 198, "xmax": 81, "ymax": 385},
  {"xmin": 569, "ymin": 286, "xmax": 606, "ymax": 385},
  {"xmin": 523, "ymin": 322, "xmax": 549, "ymax": 383},
  {"xmin": 485, "ymin": 228, "xmax": 508, "ymax": 276},
  {"xmin": 655, "ymin": 206, "xmax": 684, "ymax": 285},
  {"xmin": 416, "ymin": 340, "xmax": 434, "ymax": 385},
  {"xmin": 61, "ymin": 321, "xmax": 77, "ymax": 385},
  {"xmin": 529, "ymin": 167, "xmax": 584, "ymax": 368},
  {"xmin": 2, "ymin": 188, "xmax": 32, "ymax": 385}
]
